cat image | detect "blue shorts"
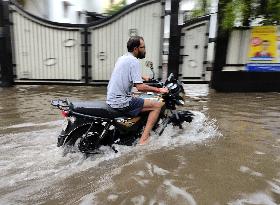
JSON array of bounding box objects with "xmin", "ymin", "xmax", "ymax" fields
[{"xmin": 117, "ymin": 97, "xmax": 144, "ymax": 117}]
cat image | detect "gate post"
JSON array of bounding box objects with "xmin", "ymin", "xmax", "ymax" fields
[
  {"xmin": 0, "ymin": 0, "xmax": 14, "ymax": 87},
  {"xmin": 83, "ymin": 27, "xmax": 89, "ymax": 84},
  {"xmin": 167, "ymin": 0, "xmax": 180, "ymax": 78},
  {"xmin": 210, "ymin": 0, "xmax": 229, "ymax": 89}
]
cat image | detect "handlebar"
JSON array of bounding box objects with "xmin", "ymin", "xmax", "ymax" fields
[{"xmin": 144, "ymin": 78, "xmax": 164, "ymax": 88}]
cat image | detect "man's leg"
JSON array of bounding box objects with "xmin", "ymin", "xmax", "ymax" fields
[{"xmin": 139, "ymin": 99, "xmax": 164, "ymax": 145}]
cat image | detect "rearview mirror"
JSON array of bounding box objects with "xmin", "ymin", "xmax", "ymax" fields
[
  {"xmin": 145, "ymin": 61, "xmax": 155, "ymax": 79},
  {"xmin": 145, "ymin": 61, "xmax": 153, "ymax": 69}
]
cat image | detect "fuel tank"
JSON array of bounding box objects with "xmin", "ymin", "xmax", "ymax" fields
[{"xmin": 114, "ymin": 92, "xmax": 163, "ymax": 129}]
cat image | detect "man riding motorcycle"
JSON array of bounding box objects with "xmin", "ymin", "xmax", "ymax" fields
[
  {"xmin": 106, "ymin": 36, "xmax": 168, "ymax": 145},
  {"xmin": 51, "ymin": 37, "xmax": 194, "ymax": 155}
]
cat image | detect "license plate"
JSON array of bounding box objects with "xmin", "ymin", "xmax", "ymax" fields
[{"xmin": 62, "ymin": 119, "xmax": 69, "ymax": 131}]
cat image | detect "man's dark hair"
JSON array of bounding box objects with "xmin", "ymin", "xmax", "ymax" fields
[{"xmin": 127, "ymin": 36, "xmax": 144, "ymax": 52}]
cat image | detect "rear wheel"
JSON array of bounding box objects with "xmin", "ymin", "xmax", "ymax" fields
[{"xmin": 63, "ymin": 124, "xmax": 104, "ymax": 155}]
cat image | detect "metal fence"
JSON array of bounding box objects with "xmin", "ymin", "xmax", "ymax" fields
[
  {"xmin": 224, "ymin": 29, "xmax": 251, "ymax": 71},
  {"xmin": 179, "ymin": 15, "xmax": 211, "ymax": 82},
  {"xmin": 11, "ymin": 9, "xmax": 82, "ymax": 81},
  {"xmin": 6, "ymin": 0, "xmax": 164, "ymax": 85},
  {"xmin": 89, "ymin": 1, "xmax": 163, "ymax": 83}
]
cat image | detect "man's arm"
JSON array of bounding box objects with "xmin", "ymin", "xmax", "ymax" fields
[{"xmin": 135, "ymin": 83, "xmax": 168, "ymax": 93}]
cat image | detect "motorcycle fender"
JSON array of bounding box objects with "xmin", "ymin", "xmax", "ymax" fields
[
  {"xmin": 57, "ymin": 119, "xmax": 91, "ymax": 147},
  {"xmin": 178, "ymin": 110, "xmax": 194, "ymax": 123}
]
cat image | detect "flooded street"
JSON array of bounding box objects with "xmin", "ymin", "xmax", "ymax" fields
[{"xmin": 0, "ymin": 84, "xmax": 279, "ymax": 205}]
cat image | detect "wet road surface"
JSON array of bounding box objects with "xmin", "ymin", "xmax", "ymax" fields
[{"xmin": 0, "ymin": 85, "xmax": 279, "ymax": 205}]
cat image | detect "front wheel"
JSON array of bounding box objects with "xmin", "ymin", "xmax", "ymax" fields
[{"xmin": 63, "ymin": 124, "xmax": 104, "ymax": 155}]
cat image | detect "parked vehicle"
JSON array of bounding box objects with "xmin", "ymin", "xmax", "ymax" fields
[{"xmin": 51, "ymin": 65, "xmax": 193, "ymax": 155}]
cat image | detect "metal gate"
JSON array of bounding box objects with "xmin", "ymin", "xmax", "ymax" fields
[
  {"xmin": 179, "ymin": 16, "xmax": 210, "ymax": 82},
  {"xmin": 89, "ymin": 1, "xmax": 163, "ymax": 84},
  {"xmin": 10, "ymin": 7, "xmax": 82, "ymax": 82},
  {"xmin": 6, "ymin": 0, "xmax": 164, "ymax": 85}
]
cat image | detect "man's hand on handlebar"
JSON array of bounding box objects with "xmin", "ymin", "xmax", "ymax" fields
[{"xmin": 158, "ymin": 87, "xmax": 169, "ymax": 94}]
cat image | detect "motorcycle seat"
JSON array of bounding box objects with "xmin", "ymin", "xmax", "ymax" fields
[{"xmin": 69, "ymin": 101, "xmax": 127, "ymax": 119}]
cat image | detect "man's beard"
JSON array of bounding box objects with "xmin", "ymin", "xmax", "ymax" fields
[{"xmin": 137, "ymin": 51, "xmax": 146, "ymax": 59}]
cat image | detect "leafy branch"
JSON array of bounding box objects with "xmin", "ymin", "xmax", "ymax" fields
[
  {"xmin": 105, "ymin": 0, "xmax": 127, "ymax": 16},
  {"xmin": 220, "ymin": 0, "xmax": 280, "ymax": 30}
]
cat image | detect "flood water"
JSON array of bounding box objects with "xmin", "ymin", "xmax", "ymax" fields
[{"xmin": 0, "ymin": 84, "xmax": 279, "ymax": 205}]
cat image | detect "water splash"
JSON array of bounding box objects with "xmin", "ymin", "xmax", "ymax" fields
[
  {"xmin": 228, "ymin": 192, "xmax": 277, "ymax": 205},
  {"xmin": 0, "ymin": 111, "xmax": 221, "ymax": 204}
]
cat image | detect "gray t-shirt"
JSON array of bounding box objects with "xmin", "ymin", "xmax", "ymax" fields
[{"xmin": 106, "ymin": 52, "xmax": 143, "ymax": 108}]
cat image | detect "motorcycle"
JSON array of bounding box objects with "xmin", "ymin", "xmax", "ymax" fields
[{"xmin": 51, "ymin": 64, "xmax": 194, "ymax": 154}]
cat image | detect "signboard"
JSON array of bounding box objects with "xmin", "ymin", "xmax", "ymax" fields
[{"xmin": 247, "ymin": 26, "xmax": 280, "ymax": 71}]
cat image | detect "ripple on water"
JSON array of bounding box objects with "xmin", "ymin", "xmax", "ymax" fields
[
  {"xmin": 267, "ymin": 179, "xmax": 280, "ymax": 195},
  {"xmin": 228, "ymin": 192, "xmax": 277, "ymax": 205}
]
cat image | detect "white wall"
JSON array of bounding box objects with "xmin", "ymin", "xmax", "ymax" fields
[
  {"xmin": 48, "ymin": 0, "xmax": 90, "ymax": 24},
  {"xmin": 23, "ymin": 0, "xmax": 110, "ymax": 24},
  {"xmin": 46, "ymin": 0, "xmax": 137, "ymax": 24}
]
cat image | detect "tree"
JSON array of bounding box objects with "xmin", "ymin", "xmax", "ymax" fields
[
  {"xmin": 105, "ymin": 0, "xmax": 127, "ymax": 16},
  {"xmin": 190, "ymin": 0, "xmax": 211, "ymax": 18},
  {"xmin": 221, "ymin": 0, "xmax": 280, "ymax": 30},
  {"xmin": 188, "ymin": 0, "xmax": 280, "ymax": 29},
  {"xmin": 15, "ymin": 0, "xmax": 25, "ymax": 6}
]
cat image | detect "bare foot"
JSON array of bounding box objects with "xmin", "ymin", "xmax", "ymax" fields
[{"xmin": 139, "ymin": 135, "xmax": 150, "ymax": 145}]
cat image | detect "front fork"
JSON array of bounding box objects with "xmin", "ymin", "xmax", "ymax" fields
[
  {"xmin": 173, "ymin": 110, "xmax": 183, "ymax": 129},
  {"xmin": 157, "ymin": 109, "xmax": 193, "ymax": 136},
  {"xmin": 157, "ymin": 110, "xmax": 180, "ymax": 136}
]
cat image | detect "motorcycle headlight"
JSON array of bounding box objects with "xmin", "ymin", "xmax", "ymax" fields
[
  {"xmin": 179, "ymin": 91, "xmax": 186, "ymax": 101},
  {"xmin": 166, "ymin": 83, "xmax": 174, "ymax": 89},
  {"xmin": 170, "ymin": 84, "xmax": 178, "ymax": 90},
  {"xmin": 179, "ymin": 91, "xmax": 184, "ymax": 98},
  {"xmin": 168, "ymin": 84, "xmax": 180, "ymax": 94},
  {"xmin": 175, "ymin": 98, "xmax": 185, "ymax": 105},
  {"xmin": 175, "ymin": 91, "xmax": 186, "ymax": 106}
]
